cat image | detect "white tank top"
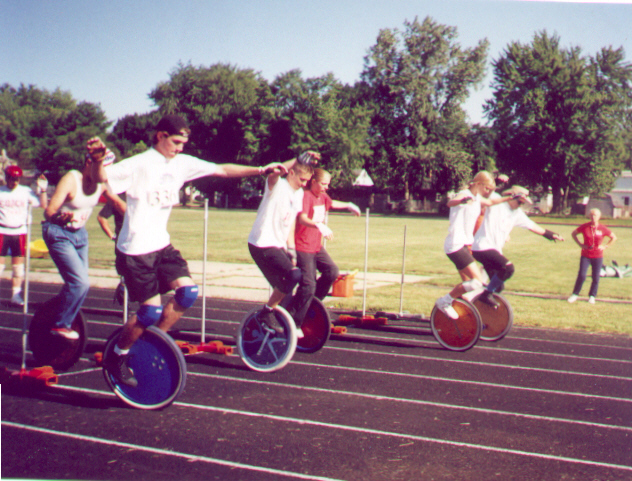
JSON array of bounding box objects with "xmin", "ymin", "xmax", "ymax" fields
[{"xmin": 59, "ymin": 170, "xmax": 104, "ymax": 229}]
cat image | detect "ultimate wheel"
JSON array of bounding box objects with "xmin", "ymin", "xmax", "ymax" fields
[
  {"xmin": 102, "ymin": 326, "xmax": 187, "ymax": 410},
  {"xmin": 430, "ymin": 298, "xmax": 482, "ymax": 352},
  {"xmin": 237, "ymin": 306, "xmax": 297, "ymax": 372},
  {"xmin": 296, "ymin": 298, "xmax": 330, "ymax": 354},
  {"xmin": 29, "ymin": 300, "xmax": 88, "ymax": 371},
  {"xmin": 472, "ymin": 292, "xmax": 513, "ymax": 342}
]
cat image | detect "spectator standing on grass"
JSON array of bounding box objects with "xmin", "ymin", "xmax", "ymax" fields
[
  {"xmin": 287, "ymin": 168, "xmax": 361, "ymax": 329},
  {"xmin": 247, "ymin": 152, "xmax": 320, "ymax": 337},
  {"xmin": 472, "ymin": 185, "xmax": 564, "ymax": 308},
  {"xmin": 42, "ymin": 138, "xmax": 122, "ymax": 339},
  {"xmin": 568, "ymin": 208, "xmax": 616, "ymax": 304},
  {"xmin": 435, "ymin": 171, "xmax": 514, "ymax": 319},
  {"xmin": 0, "ymin": 166, "xmax": 49, "ymax": 306},
  {"xmin": 98, "ymin": 114, "xmax": 287, "ymax": 387}
]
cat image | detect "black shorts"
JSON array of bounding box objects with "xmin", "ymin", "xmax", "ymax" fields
[
  {"xmin": 446, "ymin": 246, "xmax": 475, "ymax": 271},
  {"xmin": 472, "ymin": 249, "xmax": 509, "ymax": 278},
  {"xmin": 248, "ymin": 243, "xmax": 294, "ymax": 291},
  {"xmin": 116, "ymin": 245, "xmax": 191, "ymax": 303},
  {"xmin": 0, "ymin": 233, "xmax": 26, "ymax": 257}
]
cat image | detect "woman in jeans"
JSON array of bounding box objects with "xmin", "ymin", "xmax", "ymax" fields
[{"xmin": 568, "ymin": 208, "xmax": 617, "ymax": 304}]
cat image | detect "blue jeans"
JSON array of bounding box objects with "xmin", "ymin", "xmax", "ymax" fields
[
  {"xmin": 42, "ymin": 222, "xmax": 90, "ymax": 329},
  {"xmin": 572, "ymin": 256, "xmax": 603, "ymax": 298}
]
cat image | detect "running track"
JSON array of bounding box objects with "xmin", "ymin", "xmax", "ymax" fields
[{"xmin": 1, "ymin": 282, "xmax": 631, "ymax": 480}]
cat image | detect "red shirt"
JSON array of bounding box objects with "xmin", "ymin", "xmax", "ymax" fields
[
  {"xmin": 576, "ymin": 222, "xmax": 613, "ymax": 259},
  {"xmin": 295, "ymin": 190, "xmax": 333, "ymax": 253}
]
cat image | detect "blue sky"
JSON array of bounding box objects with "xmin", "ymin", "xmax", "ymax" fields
[{"xmin": 2, "ymin": 0, "xmax": 631, "ymax": 126}]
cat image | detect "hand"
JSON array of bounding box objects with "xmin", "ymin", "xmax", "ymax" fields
[
  {"xmin": 297, "ymin": 151, "xmax": 321, "ymax": 166},
  {"xmin": 36, "ymin": 174, "xmax": 48, "ymax": 194},
  {"xmin": 111, "ymin": 234, "xmax": 117, "ymax": 241},
  {"xmin": 511, "ymin": 194, "xmax": 526, "ymax": 202},
  {"xmin": 316, "ymin": 222, "xmax": 334, "ymax": 240},
  {"xmin": 460, "ymin": 196, "xmax": 474, "ymax": 205},
  {"xmin": 86, "ymin": 137, "xmax": 107, "ymax": 162},
  {"xmin": 261, "ymin": 162, "xmax": 288, "ymax": 176},
  {"xmin": 286, "ymin": 247, "xmax": 297, "ymax": 266},
  {"xmin": 347, "ymin": 202, "xmax": 361, "ymax": 216},
  {"xmin": 50, "ymin": 211, "xmax": 73, "ymax": 227}
]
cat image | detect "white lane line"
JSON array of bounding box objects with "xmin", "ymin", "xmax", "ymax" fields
[
  {"xmin": 291, "ymin": 362, "xmax": 632, "ymax": 403},
  {"xmin": 322, "ymin": 346, "xmax": 632, "ymax": 380},
  {"xmin": 7, "ymin": 388, "xmax": 632, "ymax": 473},
  {"xmin": 187, "ymin": 372, "xmax": 632, "ymax": 433},
  {"xmin": 1, "ymin": 421, "xmax": 343, "ymax": 481}
]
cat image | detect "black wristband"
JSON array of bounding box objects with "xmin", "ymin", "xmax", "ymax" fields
[{"xmin": 543, "ymin": 229, "xmax": 557, "ymax": 241}]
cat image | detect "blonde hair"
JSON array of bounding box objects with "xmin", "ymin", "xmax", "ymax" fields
[
  {"xmin": 291, "ymin": 162, "xmax": 314, "ymax": 177},
  {"xmin": 307, "ymin": 168, "xmax": 330, "ymax": 188},
  {"xmin": 470, "ymin": 171, "xmax": 496, "ymax": 188}
]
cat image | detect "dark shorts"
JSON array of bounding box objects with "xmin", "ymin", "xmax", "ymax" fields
[
  {"xmin": 472, "ymin": 249, "xmax": 509, "ymax": 277},
  {"xmin": 446, "ymin": 246, "xmax": 475, "ymax": 271},
  {"xmin": 248, "ymin": 243, "xmax": 294, "ymax": 292},
  {"xmin": 0, "ymin": 233, "xmax": 26, "ymax": 257},
  {"xmin": 115, "ymin": 245, "xmax": 191, "ymax": 303}
]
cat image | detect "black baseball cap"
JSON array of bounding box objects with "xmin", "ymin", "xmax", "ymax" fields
[{"xmin": 155, "ymin": 115, "xmax": 190, "ymax": 137}]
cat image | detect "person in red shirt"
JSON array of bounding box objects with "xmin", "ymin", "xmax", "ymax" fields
[
  {"xmin": 568, "ymin": 208, "xmax": 617, "ymax": 304},
  {"xmin": 289, "ymin": 168, "xmax": 360, "ymax": 332}
]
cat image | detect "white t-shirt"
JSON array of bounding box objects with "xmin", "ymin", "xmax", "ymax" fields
[
  {"xmin": 473, "ymin": 201, "xmax": 537, "ymax": 254},
  {"xmin": 0, "ymin": 185, "xmax": 41, "ymax": 235},
  {"xmin": 59, "ymin": 170, "xmax": 104, "ymax": 230},
  {"xmin": 444, "ymin": 189, "xmax": 481, "ymax": 254},
  {"xmin": 106, "ymin": 148, "xmax": 217, "ymax": 255},
  {"xmin": 248, "ymin": 177, "xmax": 303, "ymax": 248}
]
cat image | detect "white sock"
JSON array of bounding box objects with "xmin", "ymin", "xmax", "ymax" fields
[
  {"xmin": 12, "ymin": 286, "xmax": 21, "ymax": 296},
  {"xmin": 114, "ymin": 345, "xmax": 130, "ymax": 356}
]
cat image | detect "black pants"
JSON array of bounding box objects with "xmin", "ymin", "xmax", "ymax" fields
[{"xmin": 289, "ymin": 247, "xmax": 339, "ymax": 325}]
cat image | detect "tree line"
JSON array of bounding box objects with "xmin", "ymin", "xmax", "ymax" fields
[{"xmin": 1, "ymin": 17, "xmax": 630, "ymax": 213}]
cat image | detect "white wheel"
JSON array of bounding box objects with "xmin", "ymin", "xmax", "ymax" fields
[{"xmin": 237, "ymin": 306, "xmax": 297, "ymax": 372}]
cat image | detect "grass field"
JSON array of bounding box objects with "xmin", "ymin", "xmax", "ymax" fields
[{"xmin": 27, "ymin": 206, "xmax": 632, "ymax": 335}]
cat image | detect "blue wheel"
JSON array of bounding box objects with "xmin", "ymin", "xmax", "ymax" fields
[
  {"xmin": 237, "ymin": 306, "xmax": 297, "ymax": 372},
  {"xmin": 102, "ymin": 326, "xmax": 186, "ymax": 410}
]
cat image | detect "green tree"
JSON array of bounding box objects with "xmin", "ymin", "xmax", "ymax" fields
[
  {"xmin": 360, "ymin": 16, "xmax": 489, "ymax": 199},
  {"xmin": 485, "ymin": 31, "xmax": 632, "ymax": 212},
  {"xmin": 0, "ymin": 83, "xmax": 111, "ymax": 182}
]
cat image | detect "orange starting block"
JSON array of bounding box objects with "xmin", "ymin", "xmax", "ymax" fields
[
  {"xmin": 335, "ymin": 314, "xmax": 388, "ymax": 327},
  {"xmin": 176, "ymin": 340, "xmax": 233, "ymax": 356}
]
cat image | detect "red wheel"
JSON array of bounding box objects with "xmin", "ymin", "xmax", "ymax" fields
[
  {"xmin": 296, "ymin": 298, "xmax": 330, "ymax": 354},
  {"xmin": 472, "ymin": 293, "xmax": 513, "ymax": 341},
  {"xmin": 430, "ymin": 298, "xmax": 481, "ymax": 351}
]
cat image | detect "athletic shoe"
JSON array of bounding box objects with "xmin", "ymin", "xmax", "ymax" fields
[
  {"xmin": 296, "ymin": 328, "xmax": 304, "ymax": 339},
  {"xmin": 113, "ymin": 282, "xmax": 125, "ymax": 305},
  {"xmin": 10, "ymin": 293, "xmax": 24, "ymax": 307},
  {"xmin": 567, "ymin": 294, "xmax": 578, "ymax": 303},
  {"xmin": 50, "ymin": 327, "xmax": 80, "ymax": 340},
  {"xmin": 435, "ymin": 295, "xmax": 459, "ymax": 320},
  {"xmin": 104, "ymin": 352, "xmax": 138, "ymax": 388},
  {"xmin": 478, "ymin": 290, "xmax": 498, "ymax": 309},
  {"xmin": 588, "ymin": 296, "xmax": 596, "ymax": 304},
  {"xmin": 257, "ymin": 309, "xmax": 285, "ymax": 335}
]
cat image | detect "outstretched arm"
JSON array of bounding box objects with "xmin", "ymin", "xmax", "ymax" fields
[
  {"xmin": 330, "ymin": 200, "xmax": 361, "ymax": 216},
  {"xmin": 530, "ymin": 225, "xmax": 564, "ymax": 242}
]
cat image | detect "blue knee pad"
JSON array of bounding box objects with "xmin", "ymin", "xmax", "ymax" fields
[
  {"xmin": 281, "ymin": 268, "xmax": 302, "ymax": 294},
  {"xmin": 174, "ymin": 285, "xmax": 199, "ymax": 309},
  {"xmin": 136, "ymin": 305, "xmax": 163, "ymax": 327}
]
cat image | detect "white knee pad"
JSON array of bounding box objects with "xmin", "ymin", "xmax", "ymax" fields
[
  {"xmin": 462, "ymin": 278, "xmax": 483, "ymax": 292},
  {"xmin": 12, "ymin": 264, "xmax": 25, "ymax": 278}
]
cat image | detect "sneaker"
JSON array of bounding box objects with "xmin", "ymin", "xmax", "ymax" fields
[
  {"xmin": 435, "ymin": 295, "xmax": 459, "ymax": 320},
  {"xmin": 104, "ymin": 352, "xmax": 138, "ymax": 388},
  {"xmin": 478, "ymin": 290, "xmax": 498, "ymax": 309},
  {"xmin": 567, "ymin": 294, "xmax": 578, "ymax": 303},
  {"xmin": 257, "ymin": 309, "xmax": 285, "ymax": 335},
  {"xmin": 10, "ymin": 293, "xmax": 24, "ymax": 307},
  {"xmin": 114, "ymin": 282, "xmax": 125, "ymax": 305},
  {"xmin": 50, "ymin": 327, "xmax": 80, "ymax": 340},
  {"xmin": 588, "ymin": 296, "xmax": 596, "ymax": 304},
  {"xmin": 296, "ymin": 328, "xmax": 304, "ymax": 339}
]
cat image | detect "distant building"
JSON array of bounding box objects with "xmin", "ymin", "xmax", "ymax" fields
[{"xmin": 586, "ymin": 170, "xmax": 632, "ymax": 219}]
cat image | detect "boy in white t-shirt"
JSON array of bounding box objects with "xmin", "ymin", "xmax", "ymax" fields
[
  {"xmin": 472, "ymin": 185, "xmax": 564, "ymax": 307},
  {"xmin": 97, "ymin": 115, "xmax": 287, "ymax": 387},
  {"xmin": 248, "ymin": 152, "xmax": 319, "ymax": 335},
  {"xmin": 0, "ymin": 166, "xmax": 48, "ymax": 306}
]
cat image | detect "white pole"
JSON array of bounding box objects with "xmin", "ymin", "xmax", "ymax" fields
[
  {"xmin": 21, "ymin": 205, "xmax": 33, "ymax": 370},
  {"xmin": 398, "ymin": 225, "xmax": 407, "ymax": 317},
  {"xmin": 362, "ymin": 208, "xmax": 369, "ymax": 317},
  {"xmin": 201, "ymin": 198, "xmax": 209, "ymax": 343}
]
